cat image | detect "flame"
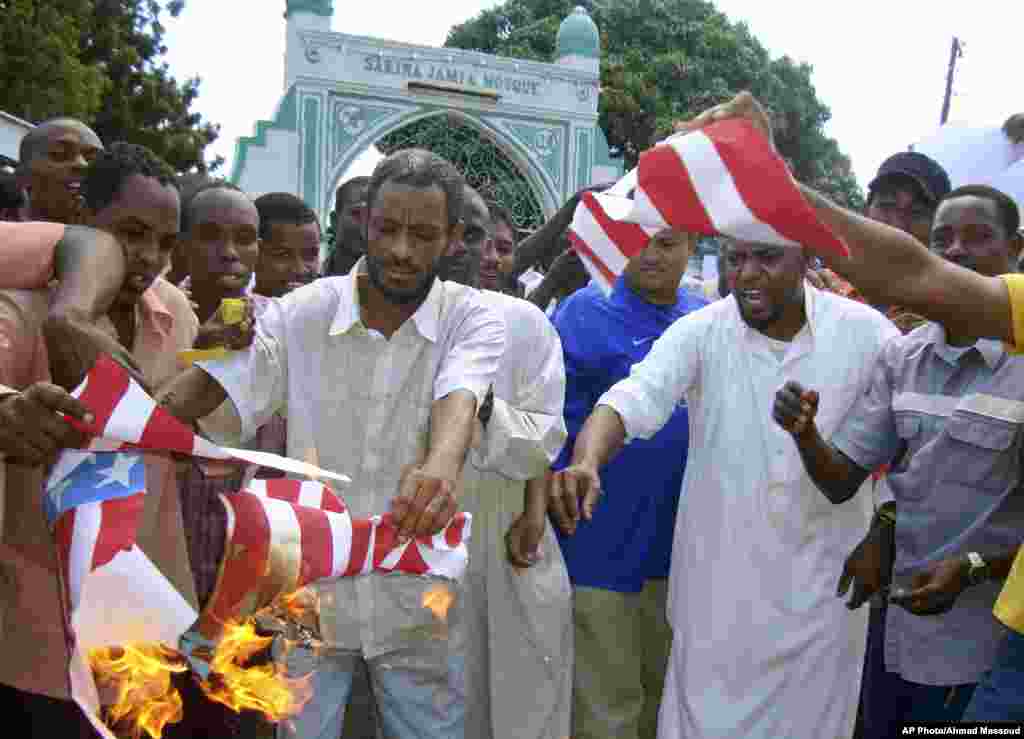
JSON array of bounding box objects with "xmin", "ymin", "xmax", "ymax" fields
[
  {"xmin": 89, "ymin": 644, "xmax": 187, "ymax": 739},
  {"xmin": 198, "ymin": 619, "xmax": 312, "ymax": 722},
  {"xmin": 421, "ymin": 584, "xmax": 454, "ymax": 623}
]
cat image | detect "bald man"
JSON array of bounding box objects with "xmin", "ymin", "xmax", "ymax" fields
[{"xmin": 16, "ymin": 119, "xmax": 103, "ymax": 225}]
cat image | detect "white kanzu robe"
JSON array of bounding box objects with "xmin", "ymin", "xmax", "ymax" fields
[
  {"xmin": 460, "ymin": 290, "xmax": 572, "ymax": 739},
  {"xmin": 599, "ymin": 285, "xmax": 898, "ymax": 739}
]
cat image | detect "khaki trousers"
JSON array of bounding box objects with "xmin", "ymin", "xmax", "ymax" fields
[{"xmin": 572, "ymin": 579, "xmax": 672, "ymax": 739}]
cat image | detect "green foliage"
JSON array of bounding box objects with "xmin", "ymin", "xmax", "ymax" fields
[
  {"xmin": 0, "ymin": 0, "xmax": 221, "ymax": 173},
  {"xmin": 446, "ymin": 0, "xmax": 863, "ymax": 208}
]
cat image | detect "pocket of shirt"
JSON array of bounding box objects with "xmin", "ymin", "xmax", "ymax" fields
[{"xmin": 943, "ymin": 411, "xmax": 1021, "ymax": 492}]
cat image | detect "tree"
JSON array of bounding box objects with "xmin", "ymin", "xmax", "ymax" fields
[
  {"xmin": 446, "ymin": 0, "xmax": 863, "ymax": 208},
  {"xmin": 0, "ymin": 0, "xmax": 221, "ymax": 173}
]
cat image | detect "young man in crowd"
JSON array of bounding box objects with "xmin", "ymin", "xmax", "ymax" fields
[
  {"xmin": 436, "ymin": 185, "xmax": 571, "ymax": 739},
  {"xmin": 179, "ymin": 182, "xmax": 260, "ymax": 324},
  {"xmin": 775, "ymin": 185, "xmax": 1024, "ymax": 729},
  {"xmin": 155, "ymin": 149, "xmax": 505, "ymax": 739},
  {"xmin": 678, "ymin": 88, "xmax": 1024, "ymax": 726},
  {"xmin": 549, "ymin": 227, "xmax": 706, "ymax": 739},
  {"xmin": 479, "ymin": 202, "xmax": 519, "ymax": 295},
  {"xmin": 15, "ymin": 118, "xmax": 103, "ymax": 225},
  {"xmin": 0, "ymin": 143, "xmax": 198, "ymax": 737},
  {"xmin": 323, "ymin": 175, "xmax": 369, "ymax": 276},
  {"xmin": 553, "ymin": 231, "xmax": 897, "ymax": 737}
]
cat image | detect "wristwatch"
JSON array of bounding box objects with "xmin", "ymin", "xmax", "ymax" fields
[{"xmin": 965, "ymin": 552, "xmax": 990, "ymax": 587}]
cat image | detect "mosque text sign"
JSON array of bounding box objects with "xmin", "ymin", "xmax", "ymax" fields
[{"xmin": 363, "ymin": 54, "xmax": 543, "ymax": 97}]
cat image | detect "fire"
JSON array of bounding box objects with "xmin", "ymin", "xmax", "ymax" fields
[
  {"xmin": 198, "ymin": 619, "xmax": 312, "ymax": 722},
  {"xmin": 89, "ymin": 644, "xmax": 187, "ymax": 739},
  {"xmin": 422, "ymin": 584, "xmax": 454, "ymax": 623}
]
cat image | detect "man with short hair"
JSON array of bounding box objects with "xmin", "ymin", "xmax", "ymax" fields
[
  {"xmin": 775, "ymin": 184, "xmax": 1024, "ymax": 731},
  {"xmin": 553, "ymin": 233, "xmax": 898, "ymax": 738},
  {"xmin": 156, "ymin": 149, "xmax": 505, "ymax": 739},
  {"xmin": 15, "ymin": 118, "xmax": 103, "ymax": 225},
  {"xmin": 681, "ymin": 89, "xmax": 1024, "ymax": 728},
  {"xmin": 0, "ymin": 143, "xmax": 198, "ymax": 736},
  {"xmin": 253, "ymin": 192, "xmax": 321, "ymax": 298},
  {"xmin": 550, "ymin": 227, "xmax": 705, "ymax": 739},
  {"xmin": 480, "ymin": 202, "xmax": 519, "ymax": 294},
  {"xmin": 323, "ymin": 176, "xmax": 369, "ymax": 276},
  {"xmin": 180, "ymin": 182, "xmax": 260, "ymax": 324},
  {"xmin": 440, "ymin": 186, "xmax": 571, "ymax": 739}
]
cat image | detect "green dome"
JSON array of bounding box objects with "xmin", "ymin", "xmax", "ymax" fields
[
  {"xmin": 556, "ymin": 6, "xmax": 600, "ymax": 60},
  {"xmin": 285, "ymin": 0, "xmax": 333, "ymax": 18}
]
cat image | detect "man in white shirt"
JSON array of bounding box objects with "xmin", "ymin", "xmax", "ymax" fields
[
  {"xmin": 551, "ymin": 238, "xmax": 898, "ymax": 738},
  {"xmin": 156, "ymin": 149, "xmax": 505, "ymax": 739},
  {"xmin": 441, "ymin": 185, "xmax": 571, "ymax": 739}
]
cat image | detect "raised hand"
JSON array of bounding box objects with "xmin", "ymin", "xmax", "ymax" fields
[{"xmin": 773, "ymin": 380, "xmax": 819, "ymax": 439}]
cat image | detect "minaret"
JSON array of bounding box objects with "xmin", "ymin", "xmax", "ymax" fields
[
  {"xmin": 555, "ymin": 6, "xmax": 600, "ymax": 76},
  {"xmin": 285, "ymin": 0, "xmax": 334, "ymax": 88}
]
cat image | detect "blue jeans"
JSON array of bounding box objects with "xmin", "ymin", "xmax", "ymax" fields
[
  {"xmin": 860, "ymin": 599, "xmax": 977, "ymax": 737},
  {"xmin": 277, "ymin": 645, "xmax": 465, "ymax": 739},
  {"xmin": 962, "ymin": 628, "xmax": 1024, "ymax": 722}
]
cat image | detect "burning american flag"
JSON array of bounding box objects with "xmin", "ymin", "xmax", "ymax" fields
[{"xmin": 45, "ymin": 356, "xmax": 471, "ymax": 737}]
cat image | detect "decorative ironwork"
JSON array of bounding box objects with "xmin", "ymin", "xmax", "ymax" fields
[{"xmin": 376, "ymin": 114, "xmax": 544, "ymax": 232}]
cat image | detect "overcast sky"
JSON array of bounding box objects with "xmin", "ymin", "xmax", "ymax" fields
[{"xmin": 163, "ymin": 0, "xmax": 1020, "ymax": 190}]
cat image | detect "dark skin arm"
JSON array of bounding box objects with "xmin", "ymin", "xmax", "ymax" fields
[
  {"xmin": 772, "ymin": 380, "xmax": 870, "ymax": 503},
  {"xmin": 391, "ymin": 389, "xmax": 478, "ymax": 542},
  {"xmin": 49, "ymin": 225, "xmax": 126, "ymax": 324},
  {"xmin": 155, "ymin": 367, "xmax": 229, "ymax": 425},
  {"xmin": 506, "ymin": 475, "xmax": 549, "ymax": 568}
]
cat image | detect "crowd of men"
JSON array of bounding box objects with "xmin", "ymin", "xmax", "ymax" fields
[{"xmin": 0, "ymin": 90, "xmax": 1022, "ymax": 739}]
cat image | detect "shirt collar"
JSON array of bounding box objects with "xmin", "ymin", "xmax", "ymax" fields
[
  {"xmin": 923, "ymin": 322, "xmax": 1005, "ymax": 369},
  {"xmin": 328, "ymin": 257, "xmax": 441, "ymax": 342}
]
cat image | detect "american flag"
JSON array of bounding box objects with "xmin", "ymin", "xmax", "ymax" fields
[
  {"xmin": 45, "ymin": 356, "xmax": 472, "ymax": 732},
  {"xmin": 569, "ymin": 119, "xmax": 849, "ymax": 294},
  {"xmin": 199, "ymin": 478, "xmax": 471, "ymax": 636}
]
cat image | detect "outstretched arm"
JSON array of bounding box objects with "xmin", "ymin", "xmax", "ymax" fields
[{"xmin": 675, "ymin": 92, "xmax": 1018, "ymax": 346}]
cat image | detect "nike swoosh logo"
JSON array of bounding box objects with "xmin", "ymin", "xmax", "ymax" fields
[{"xmin": 633, "ymin": 337, "xmax": 656, "ymax": 346}]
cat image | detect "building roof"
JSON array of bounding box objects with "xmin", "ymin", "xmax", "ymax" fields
[{"xmin": 556, "ymin": 6, "xmax": 600, "ymax": 61}]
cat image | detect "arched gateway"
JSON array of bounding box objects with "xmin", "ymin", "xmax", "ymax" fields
[{"xmin": 230, "ymin": 1, "xmax": 622, "ymax": 226}]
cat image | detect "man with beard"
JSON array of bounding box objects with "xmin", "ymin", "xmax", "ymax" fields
[
  {"xmin": 774, "ymin": 185, "xmax": 1024, "ymax": 730},
  {"xmin": 323, "ymin": 176, "xmax": 369, "ymax": 276},
  {"xmin": 0, "ymin": 143, "xmax": 198, "ymax": 736},
  {"xmin": 15, "ymin": 118, "xmax": 103, "ymax": 224},
  {"xmin": 437, "ymin": 185, "xmax": 571, "ymax": 739},
  {"xmin": 670, "ymin": 89, "xmax": 1024, "ymax": 728},
  {"xmin": 155, "ymin": 149, "xmax": 504, "ymax": 739},
  {"xmin": 551, "ymin": 236, "xmax": 898, "ymax": 738}
]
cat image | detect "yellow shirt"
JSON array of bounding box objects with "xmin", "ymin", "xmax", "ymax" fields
[{"xmin": 993, "ymin": 275, "xmax": 1024, "ymax": 632}]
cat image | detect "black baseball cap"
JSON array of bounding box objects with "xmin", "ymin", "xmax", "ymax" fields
[{"xmin": 868, "ymin": 151, "xmax": 952, "ymax": 205}]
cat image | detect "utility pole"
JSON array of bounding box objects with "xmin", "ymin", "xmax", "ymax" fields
[{"xmin": 940, "ymin": 37, "xmax": 963, "ymax": 125}]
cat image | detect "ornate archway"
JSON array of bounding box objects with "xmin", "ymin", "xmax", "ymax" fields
[{"xmin": 230, "ymin": 3, "xmax": 622, "ymax": 228}]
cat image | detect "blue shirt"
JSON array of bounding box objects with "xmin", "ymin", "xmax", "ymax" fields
[{"xmin": 552, "ymin": 277, "xmax": 707, "ymax": 592}]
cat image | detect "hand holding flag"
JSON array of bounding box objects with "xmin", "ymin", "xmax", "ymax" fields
[{"xmin": 568, "ymin": 91, "xmax": 848, "ymax": 294}]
